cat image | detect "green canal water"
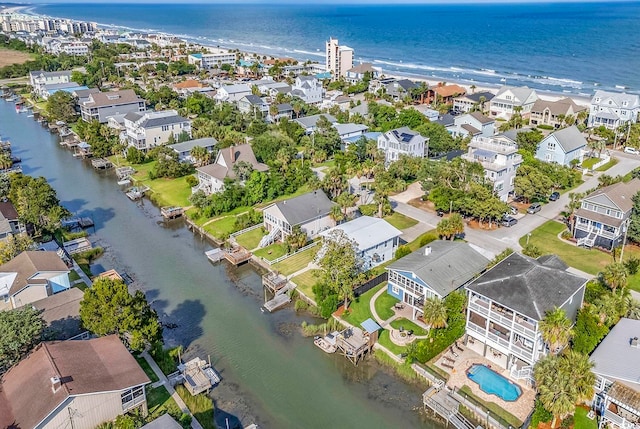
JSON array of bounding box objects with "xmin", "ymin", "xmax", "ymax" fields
[{"xmin": 0, "ymin": 100, "xmax": 441, "ymax": 429}]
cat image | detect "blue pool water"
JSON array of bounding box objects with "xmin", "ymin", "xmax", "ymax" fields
[{"xmin": 467, "ymin": 364, "xmax": 522, "ymax": 402}]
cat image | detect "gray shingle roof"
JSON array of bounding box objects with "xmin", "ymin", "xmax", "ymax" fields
[
  {"xmin": 466, "ymin": 253, "xmax": 586, "ymax": 321},
  {"xmin": 582, "ymin": 178, "xmax": 640, "ymax": 213},
  {"xmin": 269, "ymin": 190, "xmax": 335, "ymax": 226},
  {"xmin": 169, "ymin": 137, "xmax": 217, "ymax": 153},
  {"xmin": 590, "ymin": 318, "xmax": 640, "ymax": 389},
  {"xmin": 543, "ymin": 125, "xmax": 587, "ymax": 153},
  {"xmin": 388, "ymin": 240, "xmax": 489, "ymax": 297},
  {"xmin": 458, "ymin": 91, "xmax": 495, "ymax": 103},
  {"xmin": 83, "ymin": 89, "xmax": 144, "ymax": 108},
  {"xmin": 241, "ymin": 94, "xmax": 265, "ymax": 105},
  {"xmin": 141, "ymin": 114, "xmax": 189, "ymax": 129},
  {"xmin": 294, "ymin": 114, "xmax": 337, "ymax": 129}
]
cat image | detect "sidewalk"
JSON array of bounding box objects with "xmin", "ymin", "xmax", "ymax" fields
[
  {"xmin": 141, "ymin": 352, "xmax": 204, "ymax": 429},
  {"xmin": 72, "ymin": 261, "xmax": 93, "ymax": 287}
]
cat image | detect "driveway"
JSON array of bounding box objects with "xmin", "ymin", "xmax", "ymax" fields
[{"xmin": 390, "ymin": 152, "xmax": 640, "ymax": 258}]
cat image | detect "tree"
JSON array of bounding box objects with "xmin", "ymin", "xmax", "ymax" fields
[
  {"xmin": 336, "ymin": 191, "xmax": 357, "ymax": 219},
  {"xmin": 516, "ymin": 129, "xmax": 544, "ymax": 156},
  {"xmin": 628, "ymin": 192, "xmax": 640, "ymax": 243},
  {"xmin": 0, "ymin": 235, "xmax": 35, "ymax": 264},
  {"xmin": 539, "ymin": 307, "xmax": 573, "ymax": 355},
  {"xmin": 318, "ymin": 229, "xmax": 363, "ymax": 311},
  {"xmin": 422, "ymin": 297, "xmax": 448, "ymax": 329},
  {"xmin": 80, "ymin": 277, "xmax": 163, "ymax": 352},
  {"xmin": 285, "ymin": 225, "xmax": 307, "ymax": 252},
  {"xmin": 45, "ymin": 91, "xmax": 77, "ymax": 123},
  {"xmin": 9, "ymin": 174, "xmax": 70, "ymax": 235},
  {"xmin": 0, "ymin": 307, "xmax": 45, "ymax": 373},
  {"xmin": 514, "ymin": 164, "xmax": 553, "ymax": 203},
  {"xmin": 602, "ymin": 262, "xmax": 628, "ymax": 294}
]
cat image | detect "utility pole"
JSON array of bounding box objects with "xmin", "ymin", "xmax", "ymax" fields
[{"xmin": 619, "ymin": 219, "xmax": 629, "ymax": 263}]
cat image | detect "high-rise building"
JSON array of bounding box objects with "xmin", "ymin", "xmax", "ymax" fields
[{"xmin": 325, "ymin": 37, "xmax": 353, "ymax": 80}]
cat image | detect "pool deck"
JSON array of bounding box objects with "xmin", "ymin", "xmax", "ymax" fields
[{"xmin": 436, "ymin": 343, "xmax": 535, "ymax": 423}]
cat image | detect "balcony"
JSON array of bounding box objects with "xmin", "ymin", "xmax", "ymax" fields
[
  {"xmin": 603, "ymin": 410, "xmax": 640, "ymax": 429},
  {"xmin": 469, "ymin": 298, "xmax": 537, "ymax": 338}
]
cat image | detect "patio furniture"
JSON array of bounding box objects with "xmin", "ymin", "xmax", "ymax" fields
[{"xmin": 394, "ymin": 303, "xmax": 404, "ymax": 310}]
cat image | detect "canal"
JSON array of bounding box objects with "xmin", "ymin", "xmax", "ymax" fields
[{"xmin": 0, "ymin": 100, "xmax": 439, "ymax": 429}]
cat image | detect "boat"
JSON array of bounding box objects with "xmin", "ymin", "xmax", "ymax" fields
[
  {"xmin": 117, "ymin": 178, "xmax": 131, "ymax": 186},
  {"xmin": 125, "ymin": 186, "xmax": 147, "ymax": 201},
  {"xmin": 314, "ymin": 334, "xmax": 337, "ymax": 354}
]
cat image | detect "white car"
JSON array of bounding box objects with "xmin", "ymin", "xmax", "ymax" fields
[{"xmin": 624, "ymin": 147, "xmax": 639, "ymax": 155}]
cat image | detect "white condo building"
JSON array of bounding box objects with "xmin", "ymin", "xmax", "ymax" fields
[
  {"xmin": 326, "ymin": 37, "xmax": 353, "ymax": 80},
  {"xmin": 188, "ymin": 50, "xmax": 237, "ymax": 69}
]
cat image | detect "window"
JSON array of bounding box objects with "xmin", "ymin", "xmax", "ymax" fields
[
  {"xmin": 547, "ymin": 142, "xmax": 556, "ymax": 151},
  {"xmin": 121, "ymin": 385, "xmax": 144, "ymax": 410},
  {"xmin": 391, "ymin": 284, "xmax": 400, "ymax": 295}
]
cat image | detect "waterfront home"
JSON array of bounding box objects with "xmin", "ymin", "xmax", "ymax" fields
[
  {"xmin": 377, "ymin": 127, "xmax": 427, "ymax": 163},
  {"xmin": 320, "ymin": 216, "xmax": 401, "ymax": 271},
  {"xmin": 72, "ymin": 87, "xmax": 101, "ymax": 106},
  {"xmin": 529, "ymin": 97, "xmax": 587, "ymax": 128},
  {"xmin": 31, "ymin": 287, "xmax": 84, "ymax": 340},
  {"xmin": 453, "ymin": 91, "xmax": 495, "ymax": 113},
  {"xmin": 489, "ymin": 86, "xmax": 538, "ymax": 120},
  {"xmin": 588, "ymin": 90, "xmax": 640, "ymax": 130},
  {"xmin": 168, "ymin": 137, "xmax": 217, "ymax": 164},
  {"xmin": 294, "ymin": 113, "xmax": 338, "ymax": 134},
  {"xmin": 124, "ymin": 110, "xmax": 191, "ymax": 151},
  {"xmin": 80, "ymin": 89, "xmax": 146, "ymax": 123},
  {"xmin": 590, "ymin": 318, "xmax": 640, "ymax": 429},
  {"xmin": 386, "ymin": 241, "xmax": 489, "ymax": 320},
  {"xmin": 573, "ymin": 178, "xmax": 640, "ymax": 249},
  {"xmin": 29, "ymin": 70, "xmax": 72, "ymax": 98},
  {"xmin": 326, "ymin": 37, "xmax": 354, "ymax": 80},
  {"xmin": 193, "ymin": 144, "xmax": 268, "ymax": 195},
  {"xmin": 187, "ymin": 50, "xmax": 237, "ymax": 69},
  {"xmin": 345, "ymin": 62, "xmax": 382, "ymax": 84},
  {"xmin": 291, "ymin": 76, "xmax": 324, "ymax": 105},
  {"xmin": 262, "ymin": 190, "xmax": 335, "ymax": 241},
  {"xmin": 368, "ymin": 77, "xmax": 396, "ymax": 95},
  {"xmin": 448, "ymin": 112, "xmax": 495, "ymax": 138},
  {"xmin": 0, "ymin": 251, "xmax": 71, "ymax": 311},
  {"xmin": 461, "ymin": 135, "xmax": 522, "ymax": 201},
  {"xmin": 465, "ymin": 253, "xmax": 586, "ymax": 378},
  {"xmin": 237, "ymin": 94, "xmax": 269, "ymax": 118},
  {"xmin": 427, "ymin": 84, "xmax": 466, "ymax": 105},
  {"xmin": 0, "ymin": 201, "xmax": 25, "ymax": 240},
  {"xmin": 385, "ymin": 79, "xmax": 420, "ymax": 101},
  {"xmin": 0, "ymin": 335, "xmax": 150, "ymax": 429},
  {"xmin": 535, "ymin": 125, "xmax": 587, "ymax": 166},
  {"xmin": 214, "ymin": 84, "xmax": 252, "ymax": 103}
]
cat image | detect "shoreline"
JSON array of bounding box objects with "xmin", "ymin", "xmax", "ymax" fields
[{"xmin": 5, "ymin": 3, "xmax": 628, "ymax": 101}]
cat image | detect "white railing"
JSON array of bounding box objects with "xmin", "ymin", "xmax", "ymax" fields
[
  {"xmin": 487, "ymin": 331, "xmax": 511, "ymax": 349},
  {"xmin": 468, "ymin": 300, "xmax": 489, "ymax": 317},
  {"xmin": 510, "ymin": 365, "xmax": 533, "ymax": 381},
  {"xmin": 230, "ymin": 223, "xmax": 263, "ymax": 238},
  {"xmin": 510, "ymin": 344, "xmax": 534, "ymax": 363},
  {"xmin": 262, "ymin": 241, "xmax": 319, "ymax": 266},
  {"xmin": 603, "ymin": 410, "xmax": 639, "ymax": 429},
  {"xmin": 466, "ymin": 321, "xmax": 486, "ymax": 336}
]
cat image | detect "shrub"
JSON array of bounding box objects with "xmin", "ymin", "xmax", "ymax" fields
[
  {"xmin": 572, "ymin": 308, "xmax": 609, "ymax": 354},
  {"xmin": 185, "ymin": 175, "xmax": 198, "ymax": 187},
  {"xmin": 538, "ymin": 124, "xmax": 555, "ymax": 130},
  {"xmin": 359, "ymin": 204, "xmax": 377, "ymax": 216},
  {"xmin": 395, "ymin": 245, "xmax": 411, "ymax": 259},
  {"xmin": 419, "ymin": 233, "xmax": 438, "ymax": 247},
  {"xmin": 522, "ymin": 243, "xmax": 542, "ymax": 258},
  {"xmin": 530, "ymin": 399, "xmax": 553, "ymax": 428},
  {"xmin": 625, "ymin": 256, "xmax": 640, "ymax": 275},
  {"xmin": 560, "ymin": 230, "xmax": 573, "ymax": 240}
]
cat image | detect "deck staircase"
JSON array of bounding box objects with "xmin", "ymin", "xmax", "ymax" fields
[
  {"xmin": 510, "ymin": 364, "xmax": 533, "ymax": 384},
  {"xmin": 577, "ymin": 229, "xmax": 598, "ymax": 248},
  {"xmin": 259, "ymin": 226, "xmax": 281, "ymax": 248}
]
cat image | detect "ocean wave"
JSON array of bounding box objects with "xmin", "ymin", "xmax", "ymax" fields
[{"xmin": 292, "ymin": 49, "xmax": 324, "ymax": 58}]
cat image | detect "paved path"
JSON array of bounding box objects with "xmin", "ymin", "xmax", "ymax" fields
[
  {"xmin": 72, "ymin": 261, "xmax": 93, "ymax": 287},
  {"xmin": 141, "ymin": 352, "xmax": 204, "ymax": 429}
]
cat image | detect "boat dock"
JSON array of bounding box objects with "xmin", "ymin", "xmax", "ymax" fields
[
  {"xmin": 91, "ymin": 158, "xmax": 113, "ymax": 169},
  {"xmin": 63, "ymin": 237, "xmax": 93, "ymax": 255},
  {"xmin": 423, "ymin": 382, "xmax": 476, "ymax": 429},
  {"xmin": 173, "ymin": 356, "xmax": 221, "ymax": 395},
  {"xmin": 334, "ymin": 319, "xmax": 381, "ymax": 365},
  {"xmin": 223, "ymin": 247, "xmax": 252, "ymax": 266},
  {"xmin": 125, "ymin": 185, "xmax": 149, "ymax": 201},
  {"xmin": 262, "ymin": 272, "xmax": 288, "ymax": 294},
  {"xmin": 205, "ymin": 248, "xmax": 225, "ymax": 263},
  {"xmin": 61, "ymin": 216, "xmax": 95, "ymax": 230},
  {"xmin": 161, "ymin": 206, "xmax": 184, "ymax": 219},
  {"xmin": 263, "ymin": 282, "xmax": 295, "ymax": 312}
]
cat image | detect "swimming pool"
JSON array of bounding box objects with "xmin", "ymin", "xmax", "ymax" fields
[{"xmin": 467, "ymin": 364, "xmax": 522, "ymax": 401}]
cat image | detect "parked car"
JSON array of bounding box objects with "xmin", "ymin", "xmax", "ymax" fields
[
  {"xmin": 624, "ymin": 147, "xmax": 639, "ymax": 155},
  {"xmin": 502, "ymin": 216, "xmax": 518, "ymax": 227},
  {"xmin": 549, "ymin": 191, "xmax": 560, "ymax": 201},
  {"xmin": 527, "ymin": 202, "xmax": 542, "ymax": 214}
]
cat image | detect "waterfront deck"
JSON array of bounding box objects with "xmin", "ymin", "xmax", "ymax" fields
[
  {"xmin": 63, "ymin": 237, "xmax": 93, "ymax": 255},
  {"xmin": 91, "ymin": 158, "xmax": 113, "ymax": 169},
  {"xmin": 161, "ymin": 206, "xmax": 184, "ymax": 219},
  {"xmin": 223, "ymin": 247, "xmax": 252, "ymax": 266},
  {"xmin": 262, "ymin": 272, "xmax": 288, "ymax": 293},
  {"xmin": 126, "ymin": 185, "xmax": 149, "ymax": 201},
  {"xmin": 205, "ymin": 248, "xmax": 225, "ymax": 263},
  {"xmin": 423, "ymin": 382, "xmax": 476, "ymax": 429},
  {"xmin": 263, "ymin": 282, "xmax": 295, "ymax": 312},
  {"xmin": 176, "ymin": 357, "xmax": 221, "ymax": 395}
]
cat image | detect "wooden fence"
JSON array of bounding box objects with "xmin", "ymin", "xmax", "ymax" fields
[{"xmin": 353, "ymin": 272, "xmax": 388, "ymax": 297}]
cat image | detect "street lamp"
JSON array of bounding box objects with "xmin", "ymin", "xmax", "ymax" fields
[{"xmin": 526, "ymin": 233, "xmax": 531, "ymax": 245}]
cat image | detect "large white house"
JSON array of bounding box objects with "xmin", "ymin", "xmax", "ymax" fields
[
  {"xmin": 187, "ymin": 50, "xmax": 236, "ymax": 69},
  {"xmin": 465, "ymin": 253, "xmax": 586, "ymax": 380},
  {"xmin": 461, "ymin": 135, "xmax": 522, "ymax": 201},
  {"xmin": 291, "ymin": 76, "xmax": 323, "ymax": 105},
  {"xmin": 377, "ymin": 127, "xmax": 426, "ymax": 163},
  {"xmin": 588, "ymin": 90, "xmax": 640, "ymax": 130},
  {"xmin": 489, "ymin": 86, "xmax": 538, "ymax": 120},
  {"xmin": 448, "ymin": 112, "xmax": 495, "ymax": 138},
  {"xmin": 320, "ymin": 216, "xmax": 401, "ymax": 271},
  {"xmin": 124, "ymin": 110, "xmax": 191, "ymax": 151},
  {"xmin": 214, "ymin": 84, "xmax": 252, "ymax": 103}
]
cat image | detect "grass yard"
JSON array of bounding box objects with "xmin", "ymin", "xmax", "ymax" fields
[
  {"xmin": 203, "ymin": 216, "xmax": 238, "ymax": 239},
  {"xmin": 384, "ymin": 212, "xmax": 418, "ymax": 230},
  {"xmin": 135, "ymin": 356, "xmax": 159, "ymax": 383},
  {"xmin": 291, "ymin": 269, "xmax": 320, "ymax": 300},
  {"xmin": 0, "ymin": 48, "xmax": 33, "ymax": 67},
  {"xmin": 520, "ymin": 220, "xmax": 640, "ymax": 291},
  {"xmin": 341, "ymin": 283, "xmax": 385, "ymax": 326},
  {"xmin": 175, "ymin": 385, "xmax": 216, "ymax": 429},
  {"xmin": 273, "ymin": 245, "xmax": 319, "ymax": 276},
  {"xmin": 406, "ymin": 230, "xmax": 439, "ymax": 252},
  {"xmin": 377, "ymin": 329, "xmax": 408, "ymax": 355},
  {"xmin": 458, "ymin": 385, "xmax": 523, "ymax": 428},
  {"xmin": 596, "ymin": 158, "xmax": 618, "ymax": 172},
  {"xmin": 390, "ymin": 318, "xmax": 428, "ymax": 336},
  {"xmin": 581, "ymin": 157, "xmax": 600, "ymax": 169},
  {"xmin": 374, "ymin": 287, "xmax": 399, "ymax": 321},
  {"xmin": 74, "ymin": 282, "xmax": 88, "ymax": 291},
  {"xmin": 144, "ymin": 175, "xmax": 192, "ymax": 208},
  {"xmin": 69, "ymin": 270, "xmax": 81, "ymax": 282},
  {"xmin": 234, "ymin": 226, "xmax": 265, "ymax": 250},
  {"xmin": 574, "ymin": 406, "xmax": 597, "ymax": 429},
  {"xmin": 253, "ymin": 242, "xmax": 288, "ymax": 261},
  {"xmin": 146, "ymin": 385, "xmax": 181, "ymax": 417}
]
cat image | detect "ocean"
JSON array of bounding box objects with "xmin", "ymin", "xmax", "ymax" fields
[{"xmin": 30, "ymin": 2, "xmax": 640, "ymax": 95}]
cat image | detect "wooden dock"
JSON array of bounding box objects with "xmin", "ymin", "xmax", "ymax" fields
[
  {"xmin": 263, "ymin": 282, "xmax": 294, "ymax": 312},
  {"xmin": 176, "ymin": 357, "xmax": 221, "ymax": 395},
  {"xmin": 63, "ymin": 237, "xmax": 93, "ymax": 255},
  {"xmin": 125, "ymin": 185, "xmax": 149, "ymax": 201},
  {"xmin": 423, "ymin": 383, "xmax": 476, "ymax": 429},
  {"xmin": 161, "ymin": 206, "xmax": 184, "ymax": 219},
  {"xmin": 223, "ymin": 247, "xmax": 252, "ymax": 266},
  {"xmin": 205, "ymin": 248, "xmax": 225, "ymax": 263},
  {"xmin": 262, "ymin": 272, "xmax": 288, "ymax": 294},
  {"xmin": 91, "ymin": 158, "xmax": 113, "ymax": 169}
]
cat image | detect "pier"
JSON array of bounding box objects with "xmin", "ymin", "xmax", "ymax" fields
[
  {"xmin": 423, "ymin": 382, "xmax": 476, "ymax": 429},
  {"xmin": 91, "ymin": 158, "xmax": 113, "ymax": 169},
  {"xmin": 262, "ymin": 282, "xmax": 295, "ymax": 312},
  {"xmin": 161, "ymin": 206, "xmax": 184, "ymax": 219},
  {"xmin": 174, "ymin": 356, "xmax": 221, "ymax": 396},
  {"xmin": 125, "ymin": 185, "xmax": 149, "ymax": 201},
  {"xmin": 223, "ymin": 246, "xmax": 252, "ymax": 266},
  {"xmin": 262, "ymin": 272, "xmax": 288, "ymax": 294}
]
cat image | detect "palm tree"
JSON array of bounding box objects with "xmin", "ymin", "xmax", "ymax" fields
[
  {"xmin": 602, "ymin": 262, "xmax": 628, "ymax": 294},
  {"xmin": 562, "ymin": 350, "xmax": 596, "ymax": 403},
  {"xmin": 539, "ymin": 307, "xmax": 573, "ymax": 355},
  {"xmin": 535, "ymin": 355, "xmax": 582, "ymax": 428},
  {"xmin": 330, "ymin": 204, "xmax": 345, "ymax": 223},
  {"xmin": 189, "ymin": 145, "xmax": 207, "ymax": 167},
  {"xmin": 422, "ymin": 297, "xmax": 448, "ymax": 329},
  {"xmin": 0, "ymin": 153, "xmax": 12, "ymax": 171},
  {"xmin": 470, "ymin": 84, "xmax": 476, "ymax": 94},
  {"xmin": 269, "ymin": 104, "xmax": 279, "ymax": 123},
  {"xmin": 566, "ymin": 192, "xmax": 585, "ymax": 234},
  {"xmin": 336, "ymin": 192, "xmax": 356, "ymax": 219}
]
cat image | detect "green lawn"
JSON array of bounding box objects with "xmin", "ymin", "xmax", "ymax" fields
[
  {"xmin": 384, "ymin": 212, "xmax": 419, "ymax": 230},
  {"xmin": 143, "ymin": 175, "xmax": 193, "ymax": 208},
  {"xmin": 135, "ymin": 356, "xmax": 159, "ymax": 383},
  {"xmin": 390, "ymin": 318, "xmax": 428, "ymax": 336},
  {"xmin": 377, "ymin": 329, "xmax": 408, "ymax": 355},
  {"xmin": 596, "ymin": 158, "xmax": 618, "ymax": 172},
  {"xmin": 69, "ymin": 270, "xmax": 81, "ymax": 282},
  {"xmin": 146, "ymin": 385, "xmax": 182, "ymax": 419},
  {"xmin": 574, "ymin": 406, "xmax": 597, "ymax": 429},
  {"xmin": 203, "ymin": 216, "xmax": 238, "ymax": 239},
  {"xmin": 405, "ymin": 230, "xmax": 438, "ymax": 252},
  {"xmin": 75, "ymin": 282, "xmax": 88, "ymax": 291},
  {"xmin": 292, "ymin": 269, "xmax": 321, "ymax": 300},
  {"xmin": 273, "ymin": 246, "xmax": 319, "ymax": 276},
  {"xmin": 253, "ymin": 242, "xmax": 288, "ymax": 261},
  {"xmin": 581, "ymin": 157, "xmax": 600, "ymax": 169},
  {"xmin": 175, "ymin": 385, "xmax": 216, "ymax": 429},
  {"xmin": 341, "ymin": 283, "xmax": 385, "ymax": 326},
  {"xmin": 374, "ymin": 287, "xmax": 399, "ymax": 321},
  {"xmin": 234, "ymin": 227, "xmax": 265, "ymax": 250},
  {"xmin": 520, "ymin": 221, "xmax": 640, "ymax": 291}
]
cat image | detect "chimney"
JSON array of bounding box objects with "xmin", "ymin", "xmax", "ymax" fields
[
  {"xmin": 424, "ymin": 246, "xmax": 432, "ymax": 256},
  {"xmin": 51, "ymin": 376, "xmax": 62, "ymax": 393}
]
